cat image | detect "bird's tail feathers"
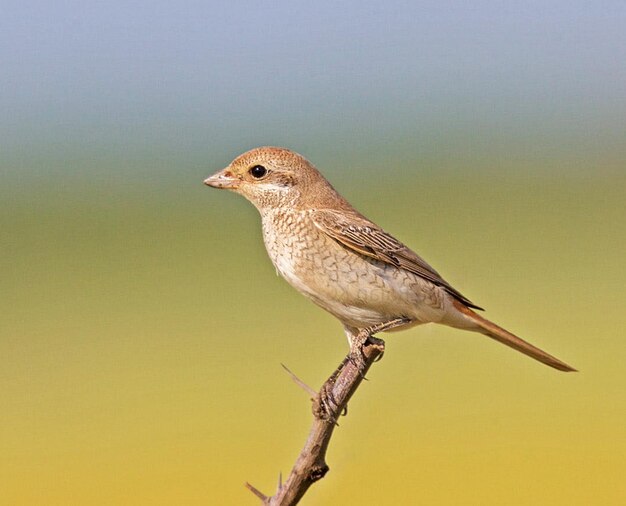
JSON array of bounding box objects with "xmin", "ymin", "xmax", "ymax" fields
[{"xmin": 453, "ymin": 301, "xmax": 576, "ymax": 372}]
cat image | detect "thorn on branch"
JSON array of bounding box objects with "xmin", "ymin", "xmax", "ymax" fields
[
  {"xmin": 245, "ymin": 481, "xmax": 268, "ymax": 502},
  {"xmin": 281, "ymin": 363, "xmax": 317, "ymax": 397}
]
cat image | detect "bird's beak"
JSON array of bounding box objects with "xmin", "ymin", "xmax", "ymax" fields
[{"xmin": 203, "ymin": 168, "xmax": 240, "ymax": 189}]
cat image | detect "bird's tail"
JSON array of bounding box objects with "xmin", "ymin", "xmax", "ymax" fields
[{"xmin": 453, "ymin": 300, "xmax": 576, "ymax": 372}]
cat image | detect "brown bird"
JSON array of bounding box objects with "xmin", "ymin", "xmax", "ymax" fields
[{"xmin": 204, "ymin": 147, "xmax": 575, "ymax": 372}]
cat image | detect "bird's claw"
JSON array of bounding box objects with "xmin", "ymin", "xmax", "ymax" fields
[{"xmin": 316, "ymin": 382, "xmax": 341, "ymax": 424}]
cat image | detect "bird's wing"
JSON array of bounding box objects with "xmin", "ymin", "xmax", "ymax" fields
[{"xmin": 312, "ymin": 209, "xmax": 482, "ymax": 310}]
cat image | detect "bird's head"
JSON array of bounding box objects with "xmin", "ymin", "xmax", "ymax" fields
[{"xmin": 204, "ymin": 146, "xmax": 340, "ymax": 211}]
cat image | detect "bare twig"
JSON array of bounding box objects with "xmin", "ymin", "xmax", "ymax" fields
[{"xmin": 247, "ymin": 336, "xmax": 386, "ymax": 505}]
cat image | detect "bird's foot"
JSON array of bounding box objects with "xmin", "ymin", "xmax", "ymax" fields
[
  {"xmin": 348, "ymin": 330, "xmax": 371, "ymax": 370},
  {"xmin": 314, "ymin": 355, "xmax": 351, "ymax": 422},
  {"xmin": 348, "ymin": 317, "xmax": 411, "ymax": 368},
  {"xmin": 315, "ymin": 381, "xmax": 344, "ymax": 424}
]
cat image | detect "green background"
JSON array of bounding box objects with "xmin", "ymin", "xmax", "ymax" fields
[{"xmin": 2, "ymin": 2, "xmax": 625, "ymax": 504}]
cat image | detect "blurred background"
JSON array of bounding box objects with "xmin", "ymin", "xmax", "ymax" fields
[{"xmin": 2, "ymin": 1, "xmax": 625, "ymax": 504}]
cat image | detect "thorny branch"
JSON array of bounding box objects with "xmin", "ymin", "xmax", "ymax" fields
[{"xmin": 245, "ymin": 336, "xmax": 386, "ymax": 505}]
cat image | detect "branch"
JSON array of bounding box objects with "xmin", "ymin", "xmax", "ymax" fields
[{"xmin": 248, "ymin": 336, "xmax": 385, "ymax": 505}]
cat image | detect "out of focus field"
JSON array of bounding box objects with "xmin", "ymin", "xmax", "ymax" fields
[
  {"xmin": 2, "ymin": 158, "xmax": 624, "ymax": 505},
  {"xmin": 2, "ymin": 1, "xmax": 626, "ymax": 504}
]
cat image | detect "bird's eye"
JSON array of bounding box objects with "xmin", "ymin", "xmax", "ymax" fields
[{"xmin": 249, "ymin": 165, "xmax": 268, "ymax": 179}]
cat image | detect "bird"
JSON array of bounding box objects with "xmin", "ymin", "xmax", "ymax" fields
[{"xmin": 204, "ymin": 147, "xmax": 575, "ymax": 372}]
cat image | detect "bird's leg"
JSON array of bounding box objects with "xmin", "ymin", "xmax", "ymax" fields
[
  {"xmin": 316, "ymin": 317, "xmax": 411, "ymax": 421},
  {"xmin": 349, "ymin": 317, "xmax": 411, "ymax": 366}
]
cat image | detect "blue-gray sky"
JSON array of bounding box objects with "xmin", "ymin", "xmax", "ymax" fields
[{"xmin": 2, "ymin": 1, "xmax": 625, "ymax": 179}]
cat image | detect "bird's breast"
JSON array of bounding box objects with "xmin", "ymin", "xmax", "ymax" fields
[
  {"xmin": 260, "ymin": 210, "xmax": 447, "ymax": 327},
  {"xmin": 261, "ymin": 210, "xmax": 322, "ymax": 297}
]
